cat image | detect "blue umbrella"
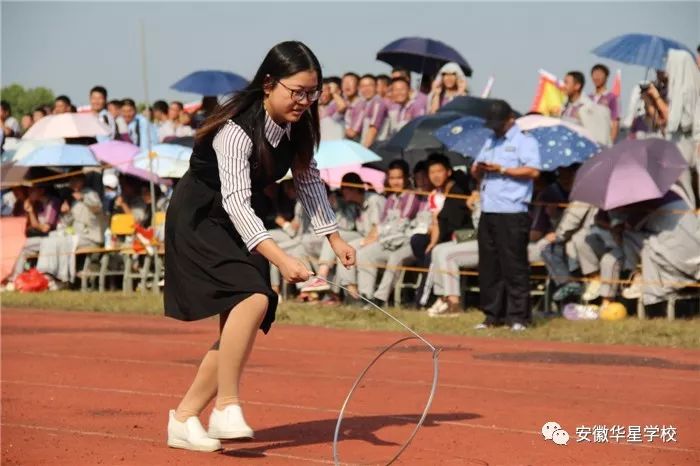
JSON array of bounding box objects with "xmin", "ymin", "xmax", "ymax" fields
[
  {"xmin": 16, "ymin": 144, "xmax": 99, "ymax": 167},
  {"xmin": 435, "ymin": 122, "xmax": 600, "ymax": 170},
  {"xmin": 592, "ymin": 33, "xmax": 693, "ymax": 70},
  {"xmin": 313, "ymin": 140, "xmax": 382, "ymax": 170},
  {"xmin": 529, "ymin": 126, "xmax": 600, "ymax": 171},
  {"xmin": 433, "ymin": 116, "xmax": 490, "ymax": 157},
  {"xmin": 171, "ymin": 70, "xmax": 248, "ymax": 96},
  {"xmin": 133, "ymin": 144, "xmax": 192, "ymax": 178},
  {"xmin": 377, "ymin": 37, "xmax": 472, "ymax": 77}
]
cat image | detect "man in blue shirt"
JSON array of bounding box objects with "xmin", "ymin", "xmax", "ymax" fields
[{"xmin": 471, "ymin": 100, "xmax": 541, "ymax": 331}]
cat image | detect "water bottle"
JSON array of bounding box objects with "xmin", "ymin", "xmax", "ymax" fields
[{"xmin": 104, "ymin": 228, "xmax": 113, "ymax": 249}]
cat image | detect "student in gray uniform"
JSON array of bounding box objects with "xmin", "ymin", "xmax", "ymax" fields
[
  {"xmin": 637, "ymin": 194, "xmax": 700, "ymax": 306},
  {"xmin": 301, "ymin": 173, "xmax": 385, "ymax": 294},
  {"xmin": 269, "ymin": 181, "xmax": 312, "ymax": 296},
  {"xmin": 36, "ymin": 174, "xmax": 105, "ymax": 286},
  {"xmin": 370, "ymin": 161, "xmax": 432, "ymax": 306},
  {"xmin": 336, "ymin": 160, "xmax": 420, "ymax": 304}
]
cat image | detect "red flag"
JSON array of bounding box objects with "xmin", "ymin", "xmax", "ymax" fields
[{"xmin": 611, "ymin": 69, "xmax": 622, "ymax": 98}]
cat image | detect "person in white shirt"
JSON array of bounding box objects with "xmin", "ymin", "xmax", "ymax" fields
[{"xmin": 0, "ymin": 100, "xmax": 21, "ymax": 137}]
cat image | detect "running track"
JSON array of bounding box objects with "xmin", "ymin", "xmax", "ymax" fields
[{"xmin": 2, "ymin": 308, "xmax": 699, "ymax": 465}]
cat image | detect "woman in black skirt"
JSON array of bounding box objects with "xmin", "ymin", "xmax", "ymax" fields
[{"xmin": 164, "ymin": 41, "xmax": 355, "ymax": 452}]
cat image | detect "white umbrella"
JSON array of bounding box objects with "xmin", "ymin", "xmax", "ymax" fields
[
  {"xmin": 22, "ymin": 113, "xmax": 110, "ymax": 140},
  {"xmin": 2, "ymin": 139, "xmax": 64, "ymax": 163},
  {"xmin": 516, "ymin": 115, "xmax": 597, "ymax": 142},
  {"xmin": 133, "ymin": 143, "xmax": 191, "ymax": 178}
]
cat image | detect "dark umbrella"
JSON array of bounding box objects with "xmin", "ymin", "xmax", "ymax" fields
[
  {"xmin": 376, "ymin": 37, "xmax": 472, "ymax": 77},
  {"xmin": 169, "ymin": 136, "xmax": 195, "ymax": 148},
  {"xmin": 0, "ymin": 162, "xmax": 30, "ymax": 187},
  {"xmin": 570, "ymin": 138, "xmax": 688, "ymax": 210},
  {"xmin": 382, "ymin": 112, "xmax": 464, "ymax": 154},
  {"xmin": 171, "ymin": 70, "xmax": 248, "ymax": 96},
  {"xmin": 438, "ymin": 96, "xmax": 522, "ymax": 119}
]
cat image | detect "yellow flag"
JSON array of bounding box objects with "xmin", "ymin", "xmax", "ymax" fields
[{"xmin": 530, "ymin": 69, "xmax": 566, "ymax": 117}]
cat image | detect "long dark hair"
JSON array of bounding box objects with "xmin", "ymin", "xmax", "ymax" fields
[{"xmin": 196, "ymin": 41, "xmax": 322, "ymax": 175}]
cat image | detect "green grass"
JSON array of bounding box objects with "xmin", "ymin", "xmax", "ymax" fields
[{"xmin": 2, "ymin": 291, "xmax": 700, "ymax": 348}]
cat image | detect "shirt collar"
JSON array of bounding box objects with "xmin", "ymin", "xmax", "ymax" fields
[
  {"xmin": 264, "ymin": 109, "xmax": 292, "ymax": 148},
  {"xmin": 505, "ymin": 124, "xmax": 520, "ymax": 140}
]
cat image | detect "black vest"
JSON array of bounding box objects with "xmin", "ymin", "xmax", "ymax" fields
[{"xmin": 189, "ymin": 102, "xmax": 295, "ymax": 222}]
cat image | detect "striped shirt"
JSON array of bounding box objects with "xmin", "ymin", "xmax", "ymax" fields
[
  {"xmin": 344, "ymin": 97, "xmax": 366, "ymax": 137},
  {"xmin": 213, "ymin": 112, "xmax": 338, "ymax": 251},
  {"xmin": 387, "ymin": 98, "xmax": 426, "ymax": 136},
  {"xmin": 381, "ymin": 191, "xmax": 421, "ymax": 222},
  {"xmin": 360, "ymin": 95, "xmax": 390, "ymax": 143}
]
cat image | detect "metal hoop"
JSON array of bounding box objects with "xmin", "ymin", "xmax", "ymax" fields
[{"xmin": 332, "ymin": 336, "xmax": 441, "ymax": 466}]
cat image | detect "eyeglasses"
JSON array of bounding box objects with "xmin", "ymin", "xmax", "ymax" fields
[{"xmin": 276, "ymin": 80, "xmax": 321, "ymax": 103}]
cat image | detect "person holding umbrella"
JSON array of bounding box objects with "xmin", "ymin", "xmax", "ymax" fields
[
  {"xmin": 164, "ymin": 41, "xmax": 355, "ymax": 452},
  {"xmin": 471, "ymin": 100, "xmax": 541, "ymax": 331}
]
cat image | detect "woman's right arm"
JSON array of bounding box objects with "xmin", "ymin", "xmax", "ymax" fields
[{"xmin": 214, "ymin": 122, "xmax": 310, "ymax": 282}]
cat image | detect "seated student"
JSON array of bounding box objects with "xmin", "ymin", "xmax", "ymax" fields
[
  {"xmin": 36, "ymin": 174, "xmax": 105, "ymax": 287},
  {"xmin": 535, "ymin": 164, "xmax": 594, "ymax": 302},
  {"xmin": 369, "ymin": 161, "xmax": 432, "ymax": 306},
  {"xmin": 112, "ymin": 176, "xmax": 148, "ymax": 226},
  {"xmin": 268, "ymin": 181, "xmax": 311, "ymax": 297},
  {"xmin": 635, "ymin": 191, "xmax": 700, "ymax": 307},
  {"xmin": 336, "ymin": 160, "xmax": 422, "ymax": 304},
  {"xmin": 587, "ymin": 186, "xmax": 698, "ymax": 312},
  {"xmin": 301, "ymin": 173, "xmax": 385, "ymax": 299},
  {"xmin": 8, "ymin": 186, "xmax": 60, "ymax": 283},
  {"xmin": 410, "ymin": 153, "xmax": 473, "ymax": 312}
]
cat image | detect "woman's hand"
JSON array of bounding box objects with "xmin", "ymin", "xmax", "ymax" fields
[
  {"xmin": 329, "ymin": 234, "xmax": 356, "ymax": 268},
  {"xmin": 457, "ymin": 77, "xmax": 468, "ymax": 95},
  {"xmin": 278, "ymin": 255, "xmax": 312, "ymax": 283},
  {"xmin": 23, "ymin": 199, "xmax": 33, "ymax": 213},
  {"xmin": 431, "ymin": 78, "xmax": 443, "ymax": 95}
]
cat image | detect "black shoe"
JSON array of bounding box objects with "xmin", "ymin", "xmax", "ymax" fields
[{"xmin": 367, "ymin": 298, "xmax": 386, "ymax": 309}]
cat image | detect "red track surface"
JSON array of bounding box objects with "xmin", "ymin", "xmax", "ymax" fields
[{"xmin": 2, "ymin": 308, "xmax": 699, "ymax": 465}]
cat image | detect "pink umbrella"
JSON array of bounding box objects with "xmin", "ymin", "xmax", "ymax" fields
[
  {"xmin": 90, "ymin": 141, "xmax": 162, "ymax": 184},
  {"xmin": 319, "ymin": 164, "xmax": 386, "ymax": 193},
  {"xmin": 22, "ymin": 113, "xmax": 110, "ymax": 140}
]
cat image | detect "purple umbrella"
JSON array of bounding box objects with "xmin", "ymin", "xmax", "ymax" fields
[
  {"xmin": 570, "ymin": 138, "xmax": 688, "ymax": 210},
  {"xmin": 90, "ymin": 140, "xmax": 162, "ymax": 184}
]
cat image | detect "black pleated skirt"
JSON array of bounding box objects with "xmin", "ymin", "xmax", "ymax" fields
[{"xmin": 163, "ymin": 171, "xmax": 278, "ymax": 333}]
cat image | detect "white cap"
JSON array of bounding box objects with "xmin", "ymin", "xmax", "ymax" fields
[{"xmin": 102, "ymin": 172, "xmax": 119, "ymax": 189}]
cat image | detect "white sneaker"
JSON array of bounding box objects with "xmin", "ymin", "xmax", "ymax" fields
[
  {"xmin": 510, "ymin": 323, "xmax": 527, "ymax": 332},
  {"xmin": 582, "ymin": 279, "xmax": 602, "ymax": 302},
  {"xmin": 167, "ymin": 410, "xmax": 222, "ymax": 452},
  {"xmin": 208, "ymin": 404, "xmax": 254, "ymax": 440},
  {"xmin": 427, "ymin": 299, "xmax": 449, "ymax": 316},
  {"xmin": 622, "ymin": 274, "xmax": 642, "ymax": 300}
]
